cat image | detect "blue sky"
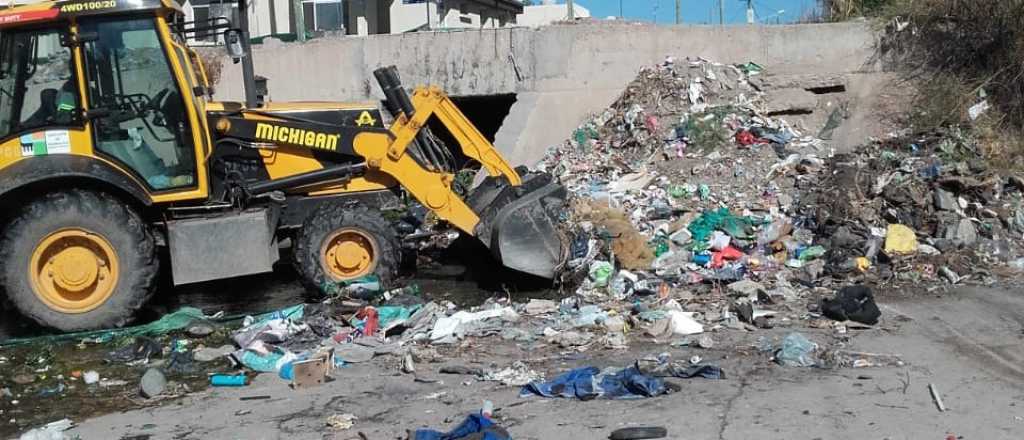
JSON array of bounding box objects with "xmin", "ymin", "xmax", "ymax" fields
[{"xmin": 566, "ymin": 0, "xmax": 819, "ymax": 24}]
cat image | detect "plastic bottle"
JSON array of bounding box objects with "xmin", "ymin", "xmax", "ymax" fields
[
  {"xmin": 481, "ymin": 400, "xmax": 494, "ymax": 419},
  {"xmin": 210, "ymin": 373, "xmax": 249, "ymax": 387}
]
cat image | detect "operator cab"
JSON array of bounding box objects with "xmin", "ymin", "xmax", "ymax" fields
[{"xmin": 0, "ymin": 0, "xmax": 213, "ymax": 198}]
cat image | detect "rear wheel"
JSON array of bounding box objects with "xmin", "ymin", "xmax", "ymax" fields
[
  {"xmin": 293, "ymin": 204, "xmax": 400, "ymax": 298},
  {"xmin": 0, "ymin": 190, "xmax": 158, "ymax": 331}
]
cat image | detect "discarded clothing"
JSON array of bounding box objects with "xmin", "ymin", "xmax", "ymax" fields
[
  {"xmin": 413, "ymin": 414, "xmax": 510, "ymax": 440},
  {"xmin": 821, "ymin": 285, "xmax": 881, "ymax": 325},
  {"xmin": 521, "ymin": 366, "xmax": 667, "ymax": 400},
  {"xmin": 636, "ymin": 360, "xmax": 725, "ymax": 380}
]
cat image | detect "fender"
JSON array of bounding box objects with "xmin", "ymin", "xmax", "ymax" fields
[{"xmin": 0, "ymin": 155, "xmax": 152, "ymax": 206}]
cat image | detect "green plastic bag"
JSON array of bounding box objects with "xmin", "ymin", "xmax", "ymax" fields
[
  {"xmin": 588, "ymin": 261, "xmax": 614, "ymax": 287},
  {"xmin": 798, "ymin": 245, "xmax": 827, "ymax": 262},
  {"xmin": 687, "ymin": 208, "xmax": 764, "ymax": 247}
]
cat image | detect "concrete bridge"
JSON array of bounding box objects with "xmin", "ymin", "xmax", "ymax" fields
[{"xmin": 213, "ymin": 21, "xmax": 884, "ymax": 165}]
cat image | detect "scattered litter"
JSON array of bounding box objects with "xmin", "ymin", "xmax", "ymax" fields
[
  {"xmin": 325, "ymin": 413, "xmax": 357, "ymax": 431},
  {"xmin": 929, "ymin": 383, "xmax": 947, "ymax": 412},
  {"xmin": 521, "ymin": 366, "xmax": 668, "ymax": 400},
  {"xmin": 18, "ymin": 418, "xmax": 73, "ymax": 440},
  {"xmin": 412, "ymin": 413, "xmax": 510, "ymax": 440},
  {"xmin": 775, "ymin": 333, "xmax": 818, "ymax": 367},
  {"xmin": 820, "ymin": 286, "xmax": 881, "ymax": 325},
  {"xmin": 210, "ymin": 373, "xmax": 249, "ymax": 387}
]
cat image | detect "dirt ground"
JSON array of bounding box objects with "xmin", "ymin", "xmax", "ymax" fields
[{"xmin": 5, "ymin": 280, "xmax": 1023, "ymax": 440}]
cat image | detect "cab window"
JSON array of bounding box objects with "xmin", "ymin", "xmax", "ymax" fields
[
  {"xmin": 0, "ymin": 27, "xmax": 80, "ymax": 140},
  {"xmin": 80, "ymin": 17, "xmax": 197, "ymax": 190}
]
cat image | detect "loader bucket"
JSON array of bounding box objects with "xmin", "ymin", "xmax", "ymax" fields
[{"xmin": 468, "ymin": 170, "xmax": 568, "ymax": 279}]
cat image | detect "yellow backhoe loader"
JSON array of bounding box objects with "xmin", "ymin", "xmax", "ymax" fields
[{"xmin": 0, "ymin": 0, "xmax": 566, "ymax": 331}]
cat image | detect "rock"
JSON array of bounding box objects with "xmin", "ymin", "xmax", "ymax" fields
[
  {"xmin": 952, "ymin": 219, "xmax": 978, "ymax": 246},
  {"xmin": 934, "ymin": 189, "xmax": 958, "ymax": 211},
  {"xmin": 932, "ymin": 238, "xmax": 956, "ymax": 253},
  {"xmin": 696, "ymin": 334, "xmax": 714, "ymax": 349},
  {"xmin": 187, "ymin": 323, "xmax": 216, "ymax": 337},
  {"xmin": 12, "ymin": 374, "xmax": 34, "ymax": 385},
  {"xmin": 139, "ymin": 368, "xmax": 166, "ymax": 399},
  {"xmin": 194, "ymin": 345, "xmax": 234, "ymax": 362},
  {"xmin": 727, "ymin": 280, "xmax": 765, "ymax": 298},
  {"xmin": 767, "ymin": 286, "xmax": 798, "ymax": 302}
]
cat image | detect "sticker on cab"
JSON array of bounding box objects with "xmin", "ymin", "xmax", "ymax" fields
[{"xmin": 20, "ymin": 130, "xmax": 71, "ymax": 157}]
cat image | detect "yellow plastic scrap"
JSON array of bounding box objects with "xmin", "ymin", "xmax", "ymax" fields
[
  {"xmin": 855, "ymin": 257, "xmax": 871, "ymax": 272},
  {"xmin": 884, "ymin": 224, "xmax": 918, "ymax": 255}
]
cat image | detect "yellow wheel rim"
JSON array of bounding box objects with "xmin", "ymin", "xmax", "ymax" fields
[
  {"xmin": 321, "ymin": 228, "xmax": 378, "ymax": 281},
  {"xmin": 29, "ymin": 228, "xmax": 119, "ymax": 314}
]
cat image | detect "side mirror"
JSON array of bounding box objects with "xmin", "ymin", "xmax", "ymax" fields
[{"xmin": 223, "ymin": 29, "xmax": 246, "ymax": 60}]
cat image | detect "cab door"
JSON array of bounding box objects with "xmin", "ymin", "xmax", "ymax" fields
[{"xmin": 78, "ymin": 15, "xmax": 208, "ymax": 201}]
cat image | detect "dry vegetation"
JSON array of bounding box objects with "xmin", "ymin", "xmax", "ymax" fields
[{"xmin": 822, "ymin": 0, "xmax": 1024, "ymax": 160}]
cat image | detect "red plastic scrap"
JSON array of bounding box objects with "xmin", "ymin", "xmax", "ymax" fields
[
  {"xmin": 356, "ymin": 307, "xmax": 379, "ymax": 337},
  {"xmin": 645, "ymin": 115, "xmax": 659, "ymax": 133},
  {"xmin": 734, "ymin": 130, "xmax": 769, "ymax": 146},
  {"xmin": 710, "ymin": 246, "xmax": 744, "ymax": 268}
]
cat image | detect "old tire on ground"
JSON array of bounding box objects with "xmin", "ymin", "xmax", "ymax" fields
[
  {"xmin": 293, "ymin": 204, "xmax": 400, "ymax": 298},
  {"xmin": 0, "ymin": 190, "xmax": 158, "ymax": 332},
  {"xmin": 608, "ymin": 427, "xmax": 668, "ymax": 440}
]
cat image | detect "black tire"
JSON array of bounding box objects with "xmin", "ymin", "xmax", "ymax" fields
[
  {"xmin": 293, "ymin": 203, "xmax": 400, "ymax": 298},
  {"xmin": 0, "ymin": 190, "xmax": 158, "ymax": 331},
  {"xmin": 609, "ymin": 427, "xmax": 668, "ymax": 440}
]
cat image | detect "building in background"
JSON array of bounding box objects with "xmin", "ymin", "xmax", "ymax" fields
[
  {"xmin": 6, "ymin": 0, "xmax": 587, "ymax": 44},
  {"xmin": 181, "ymin": 0, "xmax": 532, "ymax": 43},
  {"xmin": 516, "ymin": 0, "xmax": 589, "ymax": 27}
]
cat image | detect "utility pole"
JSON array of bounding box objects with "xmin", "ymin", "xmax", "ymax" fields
[
  {"xmin": 719, "ymin": 0, "xmax": 724, "ymax": 26},
  {"xmin": 567, "ymin": 0, "xmax": 575, "ymax": 20},
  {"xmin": 619, "ymin": 0, "xmax": 623, "ymax": 19},
  {"xmin": 675, "ymin": 0, "xmax": 681, "ymax": 24},
  {"xmin": 292, "ymin": 0, "xmax": 306, "ymax": 42},
  {"xmin": 746, "ymin": 0, "xmax": 754, "ymax": 24}
]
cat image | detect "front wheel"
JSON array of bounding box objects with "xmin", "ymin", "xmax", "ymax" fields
[
  {"xmin": 0, "ymin": 190, "xmax": 158, "ymax": 331},
  {"xmin": 293, "ymin": 203, "xmax": 401, "ymax": 298}
]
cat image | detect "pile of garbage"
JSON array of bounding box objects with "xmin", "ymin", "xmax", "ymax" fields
[
  {"xmin": 805, "ymin": 127, "xmax": 1024, "ymax": 286},
  {"xmin": 538, "ymin": 56, "xmax": 835, "ymax": 334},
  {"xmin": 535, "ymin": 55, "xmax": 1024, "ymax": 339}
]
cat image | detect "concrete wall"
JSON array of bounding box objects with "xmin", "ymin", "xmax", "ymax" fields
[{"xmin": 214, "ymin": 21, "xmax": 878, "ymax": 165}]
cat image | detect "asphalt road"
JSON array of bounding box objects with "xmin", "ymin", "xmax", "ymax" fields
[{"xmin": 51, "ymin": 285, "xmax": 1024, "ymax": 440}]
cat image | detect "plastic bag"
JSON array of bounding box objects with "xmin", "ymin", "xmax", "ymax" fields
[{"xmin": 776, "ymin": 333, "xmax": 817, "ymax": 367}]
